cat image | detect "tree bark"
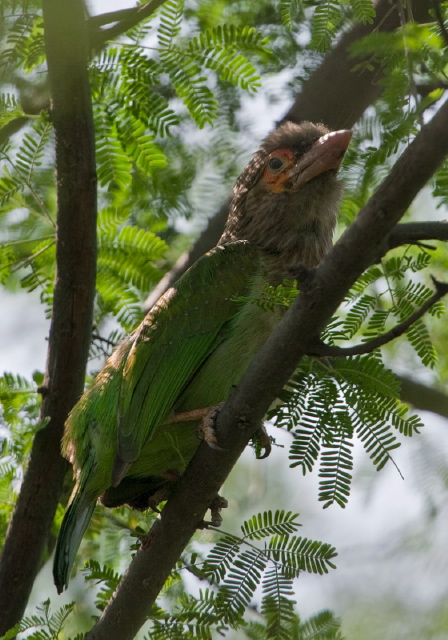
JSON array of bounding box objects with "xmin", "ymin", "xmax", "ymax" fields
[
  {"xmin": 398, "ymin": 376, "xmax": 448, "ymax": 419},
  {"xmin": 0, "ymin": 0, "xmax": 97, "ymax": 633}
]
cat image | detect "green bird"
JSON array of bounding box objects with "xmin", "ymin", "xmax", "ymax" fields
[{"xmin": 53, "ymin": 121, "xmax": 351, "ymax": 593}]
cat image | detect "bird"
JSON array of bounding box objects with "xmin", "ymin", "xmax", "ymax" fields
[{"xmin": 53, "ymin": 120, "xmax": 352, "ymax": 593}]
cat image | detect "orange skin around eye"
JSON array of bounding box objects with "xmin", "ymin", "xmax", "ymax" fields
[{"xmin": 261, "ymin": 148, "xmax": 296, "ymax": 193}]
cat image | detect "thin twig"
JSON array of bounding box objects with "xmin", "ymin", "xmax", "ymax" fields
[
  {"xmin": 0, "ymin": 241, "xmax": 55, "ymax": 273},
  {"xmin": 309, "ymin": 278, "xmax": 448, "ymax": 358},
  {"xmin": 92, "ymin": 333, "xmax": 119, "ymax": 348},
  {"xmin": 89, "ymin": 7, "xmax": 141, "ymax": 28}
]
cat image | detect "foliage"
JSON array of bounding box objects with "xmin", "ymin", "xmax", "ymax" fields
[
  {"xmin": 73, "ymin": 511, "xmax": 339, "ymax": 639},
  {"xmin": 0, "ymin": 600, "xmax": 75, "ymax": 640},
  {"xmin": 1, "ymin": 0, "xmax": 448, "ymax": 638}
]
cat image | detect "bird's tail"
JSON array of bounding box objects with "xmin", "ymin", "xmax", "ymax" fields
[{"xmin": 53, "ymin": 461, "xmax": 96, "ymax": 594}]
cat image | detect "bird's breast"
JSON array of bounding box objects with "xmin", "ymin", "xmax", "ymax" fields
[{"xmin": 174, "ymin": 283, "xmax": 284, "ymax": 412}]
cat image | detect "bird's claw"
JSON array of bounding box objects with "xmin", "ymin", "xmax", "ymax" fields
[
  {"xmin": 197, "ymin": 402, "xmax": 227, "ymax": 452},
  {"xmin": 252, "ymin": 424, "xmax": 272, "ymax": 459},
  {"xmin": 210, "ymin": 495, "xmax": 228, "ymax": 526},
  {"xmin": 198, "ymin": 494, "xmax": 228, "ymax": 528}
]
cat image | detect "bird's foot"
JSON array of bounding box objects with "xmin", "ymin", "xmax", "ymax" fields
[
  {"xmin": 170, "ymin": 407, "xmax": 214, "ymax": 423},
  {"xmin": 209, "ymin": 494, "xmax": 228, "ymax": 526},
  {"xmin": 145, "ymin": 486, "xmax": 172, "ymax": 513},
  {"xmin": 145, "ymin": 469, "xmax": 182, "ymax": 511},
  {"xmin": 197, "ymin": 402, "xmax": 226, "ymax": 451},
  {"xmin": 198, "ymin": 494, "xmax": 229, "ymax": 528},
  {"xmin": 251, "ymin": 423, "xmax": 272, "ymax": 459},
  {"xmin": 169, "ymin": 403, "xmax": 226, "ymax": 451}
]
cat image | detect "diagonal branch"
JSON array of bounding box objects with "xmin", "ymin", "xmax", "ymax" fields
[
  {"xmin": 84, "ymin": 71, "xmax": 448, "ymax": 640},
  {"xmin": 308, "ymin": 278, "xmax": 448, "ymax": 358},
  {"xmin": 89, "ymin": 0, "xmax": 167, "ymax": 49},
  {"xmin": 0, "ymin": 0, "xmax": 97, "ymax": 633}
]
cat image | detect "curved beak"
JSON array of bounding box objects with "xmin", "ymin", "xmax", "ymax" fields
[{"xmin": 289, "ymin": 129, "xmax": 352, "ymax": 189}]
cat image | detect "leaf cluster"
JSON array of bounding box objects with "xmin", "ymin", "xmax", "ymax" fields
[
  {"xmin": 263, "ymin": 248, "xmax": 441, "ymax": 509},
  {"xmin": 272, "ymin": 352, "xmax": 422, "ymax": 508},
  {"xmin": 78, "ymin": 510, "xmax": 339, "ymax": 639},
  {"xmin": 0, "ymin": 599, "xmax": 75, "ymax": 640},
  {"xmin": 0, "ymin": 371, "xmax": 42, "ymax": 540},
  {"xmin": 41, "ymin": 510, "xmax": 340, "ymax": 638}
]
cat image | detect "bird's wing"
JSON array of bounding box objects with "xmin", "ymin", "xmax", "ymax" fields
[{"xmin": 115, "ymin": 241, "xmax": 261, "ymax": 473}]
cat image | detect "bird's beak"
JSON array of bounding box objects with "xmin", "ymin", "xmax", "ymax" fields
[{"xmin": 288, "ymin": 129, "xmax": 352, "ymax": 189}]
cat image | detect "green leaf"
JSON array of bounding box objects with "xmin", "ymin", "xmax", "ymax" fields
[
  {"xmin": 351, "ymin": 0, "xmax": 375, "ymax": 24},
  {"xmin": 310, "ymin": 2, "xmax": 342, "ymax": 52},
  {"xmin": 241, "ymin": 510, "xmax": 302, "ymax": 540}
]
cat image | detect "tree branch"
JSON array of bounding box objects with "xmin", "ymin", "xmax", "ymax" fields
[
  {"xmin": 386, "ymin": 221, "xmax": 448, "ymax": 250},
  {"xmin": 398, "ymin": 375, "xmax": 448, "ymax": 418},
  {"xmin": 308, "ymin": 278, "xmax": 448, "ymax": 357},
  {"xmin": 89, "ymin": 0, "xmax": 167, "ymax": 50},
  {"xmin": 143, "ymin": 0, "xmax": 433, "ymax": 311},
  {"xmin": 85, "ymin": 71, "xmax": 448, "ymax": 640},
  {"xmin": 89, "ymin": 7, "xmax": 142, "ymax": 28},
  {"xmin": 0, "ymin": 0, "xmax": 97, "ymax": 633}
]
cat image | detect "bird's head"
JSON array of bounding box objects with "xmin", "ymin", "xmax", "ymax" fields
[{"xmin": 220, "ymin": 121, "xmax": 352, "ymax": 267}]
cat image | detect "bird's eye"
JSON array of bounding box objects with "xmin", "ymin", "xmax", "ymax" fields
[{"xmin": 268, "ymin": 156, "xmax": 285, "ymax": 172}]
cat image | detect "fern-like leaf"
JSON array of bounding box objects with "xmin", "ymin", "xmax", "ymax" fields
[
  {"xmin": 319, "ymin": 436, "xmax": 353, "ymax": 508},
  {"xmin": 310, "ymin": 2, "xmax": 341, "ymax": 51},
  {"xmin": 261, "ymin": 566, "xmax": 296, "ymax": 640},
  {"xmin": 158, "ymin": 0, "xmax": 184, "ymax": 48},
  {"xmin": 351, "ymin": 0, "xmax": 375, "ymax": 24},
  {"xmin": 203, "ymin": 533, "xmax": 241, "ymax": 584},
  {"xmin": 217, "ymin": 549, "xmax": 267, "ymax": 623},
  {"xmin": 241, "ymin": 510, "xmax": 301, "ymax": 540},
  {"xmin": 268, "ymin": 535, "xmax": 337, "ymax": 576},
  {"xmin": 95, "ymin": 105, "xmax": 132, "ymax": 191}
]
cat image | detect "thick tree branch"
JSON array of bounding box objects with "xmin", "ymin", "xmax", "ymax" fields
[
  {"xmin": 143, "ymin": 0, "xmax": 433, "ymax": 311},
  {"xmin": 85, "ymin": 76, "xmax": 448, "ymax": 640},
  {"xmin": 398, "ymin": 375, "xmax": 448, "ymax": 418},
  {"xmin": 308, "ymin": 279, "xmax": 448, "ymax": 357},
  {"xmin": 0, "ymin": 0, "xmax": 97, "ymax": 634}
]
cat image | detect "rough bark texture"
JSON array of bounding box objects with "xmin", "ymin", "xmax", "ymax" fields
[
  {"xmin": 0, "ymin": 0, "xmax": 97, "ymax": 633},
  {"xmin": 85, "ymin": 89, "xmax": 448, "ymax": 640}
]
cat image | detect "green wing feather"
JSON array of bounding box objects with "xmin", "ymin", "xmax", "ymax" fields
[
  {"xmin": 64, "ymin": 240, "xmax": 262, "ymax": 489},
  {"xmin": 55, "ymin": 241, "xmax": 266, "ymax": 591},
  {"xmin": 115, "ymin": 241, "xmax": 261, "ymax": 472}
]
